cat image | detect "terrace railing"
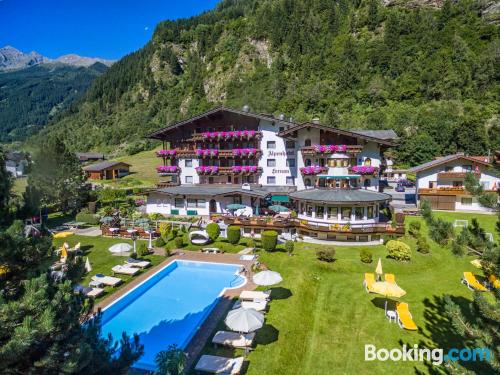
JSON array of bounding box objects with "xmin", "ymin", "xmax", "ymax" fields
[{"xmin": 301, "ymin": 145, "xmax": 363, "ymax": 156}]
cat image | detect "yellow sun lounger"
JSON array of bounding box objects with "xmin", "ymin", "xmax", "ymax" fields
[
  {"xmin": 396, "ymin": 303, "xmax": 417, "ymax": 331},
  {"xmin": 384, "ymin": 273, "xmax": 396, "ymax": 283},
  {"xmin": 489, "ymin": 275, "xmax": 500, "ymax": 289},
  {"xmin": 363, "ymin": 273, "xmax": 375, "ymax": 293},
  {"xmin": 462, "ymin": 272, "xmax": 488, "ymax": 292}
]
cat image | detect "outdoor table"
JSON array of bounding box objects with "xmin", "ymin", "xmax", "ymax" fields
[{"xmin": 386, "ymin": 310, "xmax": 397, "ymax": 323}]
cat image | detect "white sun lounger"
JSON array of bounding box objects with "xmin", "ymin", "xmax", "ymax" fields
[
  {"xmin": 112, "ymin": 265, "xmax": 140, "ymax": 276},
  {"xmin": 124, "ymin": 260, "xmax": 151, "ymax": 269},
  {"xmin": 233, "ymin": 299, "xmax": 268, "ymax": 312},
  {"xmin": 86, "ymin": 288, "xmax": 104, "ymax": 298},
  {"xmin": 212, "ymin": 331, "xmax": 255, "ymax": 348},
  {"xmin": 194, "ymin": 355, "xmax": 244, "ymax": 374},
  {"xmin": 92, "ymin": 275, "xmax": 122, "ymax": 287},
  {"xmin": 239, "ymin": 290, "xmax": 270, "ymax": 301}
]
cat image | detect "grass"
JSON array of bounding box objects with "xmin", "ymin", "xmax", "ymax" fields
[
  {"xmin": 11, "ymin": 177, "xmax": 28, "ymax": 195},
  {"xmin": 52, "ymin": 235, "xmax": 164, "ymax": 302},
  {"xmin": 187, "ymin": 212, "xmax": 497, "ymax": 374}
]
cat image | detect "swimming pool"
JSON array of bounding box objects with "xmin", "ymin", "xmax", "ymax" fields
[{"xmin": 101, "ymin": 260, "xmax": 245, "ymax": 371}]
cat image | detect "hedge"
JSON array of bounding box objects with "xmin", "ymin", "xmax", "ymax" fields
[
  {"xmin": 386, "ymin": 240, "xmax": 411, "ymax": 261},
  {"xmin": 227, "ymin": 226, "xmax": 241, "ymax": 245},
  {"xmin": 206, "ymin": 222, "xmax": 221, "ymax": 242},
  {"xmin": 75, "ymin": 212, "xmax": 100, "ymax": 225},
  {"xmin": 261, "ymin": 230, "xmax": 278, "ymax": 251}
]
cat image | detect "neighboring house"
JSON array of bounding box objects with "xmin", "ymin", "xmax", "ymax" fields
[
  {"xmin": 5, "ymin": 151, "xmax": 28, "ymax": 178},
  {"xmin": 76, "ymin": 152, "xmax": 106, "ymax": 163},
  {"xmin": 409, "ymin": 153, "xmax": 499, "ymax": 212},
  {"xmin": 381, "ymin": 158, "xmax": 407, "ymax": 182},
  {"xmin": 143, "ymin": 106, "xmax": 405, "ymax": 243},
  {"xmin": 83, "ymin": 161, "xmax": 130, "ymax": 180}
]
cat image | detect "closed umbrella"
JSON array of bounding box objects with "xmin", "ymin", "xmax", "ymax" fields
[
  {"xmin": 225, "ymin": 308, "xmax": 264, "ymax": 333},
  {"xmin": 371, "ymin": 281, "xmax": 406, "ymax": 312},
  {"xmin": 85, "ymin": 257, "xmax": 92, "ymax": 273},
  {"xmin": 375, "ymin": 258, "xmax": 383, "ymax": 280},
  {"xmin": 268, "ymin": 205, "xmax": 289, "ymax": 212},
  {"xmin": 54, "ymin": 231, "xmax": 73, "ymax": 239},
  {"xmin": 227, "ymin": 204, "xmax": 246, "ymax": 210},
  {"xmin": 253, "ymin": 270, "xmax": 283, "ymax": 286},
  {"xmin": 60, "ymin": 244, "xmax": 68, "ymax": 258},
  {"xmin": 108, "ymin": 243, "xmax": 132, "ymax": 254}
]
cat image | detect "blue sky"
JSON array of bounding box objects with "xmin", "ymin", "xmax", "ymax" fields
[{"xmin": 0, "ymin": 0, "xmax": 220, "ymax": 60}]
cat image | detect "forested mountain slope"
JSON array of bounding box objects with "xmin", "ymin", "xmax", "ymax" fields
[
  {"xmin": 38, "ymin": 0, "xmax": 499, "ymax": 165},
  {"xmin": 0, "ymin": 63, "xmax": 107, "ymax": 142}
]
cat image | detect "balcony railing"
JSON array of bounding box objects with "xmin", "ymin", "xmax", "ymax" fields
[
  {"xmin": 190, "ymin": 130, "xmax": 262, "ymax": 142},
  {"xmin": 158, "ymin": 149, "xmax": 262, "ymax": 159},
  {"xmin": 348, "ymin": 166, "xmax": 379, "ymax": 176},
  {"xmin": 437, "ymin": 171, "xmax": 480, "ymax": 179},
  {"xmin": 418, "ymin": 187, "xmax": 465, "ymax": 195},
  {"xmin": 196, "ymin": 166, "xmax": 263, "ymax": 175},
  {"xmin": 301, "ymin": 145, "xmax": 363, "ymax": 155},
  {"xmin": 156, "ymin": 181, "xmax": 181, "ymax": 188}
]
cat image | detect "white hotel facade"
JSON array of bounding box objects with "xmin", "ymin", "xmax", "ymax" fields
[{"xmin": 146, "ymin": 106, "xmax": 405, "ymax": 243}]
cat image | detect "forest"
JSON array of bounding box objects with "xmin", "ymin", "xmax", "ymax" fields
[{"xmin": 35, "ymin": 0, "xmax": 499, "ymax": 166}]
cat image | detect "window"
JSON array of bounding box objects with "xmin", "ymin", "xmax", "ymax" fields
[
  {"xmin": 267, "ymin": 176, "xmax": 276, "ymax": 185},
  {"xmin": 286, "ymin": 140, "xmax": 295, "ymax": 149},
  {"xmin": 174, "ymin": 198, "xmax": 184, "ymax": 208},
  {"xmin": 429, "ymin": 181, "xmax": 435, "ymax": 188},
  {"xmin": 445, "ymin": 166, "xmax": 453, "ymax": 172},
  {"xmin": 233, "ymin": 196, "xmax": 242, "ymax": 204},
  {"xmin": 316, "ymin": 206, "xmax": 325, "ymax": 218},
  {"xmin": 185, "ymin": 176, "xmax": 193, "ymax": 184},
  {"xmin": 364, "ymin": 179, "xmax": 371, "ymax": 187},
  {"xmin": 286, "ymin": 176, "xmax": 294, "ymax": 185},
  {"xmin": 187, "ymin": 198, "xmax": 206, "ymax": 208},
  {"xmin": 367, "ymin": 206, "xmax": 374, "ymax": 219},
  {"xmin": 341, "ymin": 207, "xmax": 352, "ymax": 220},
  {"xmin": 327, "ymin": 207, "xmax": 338, "ymax": 219},
  {"xmin": 304, "ymin": 178, "xmax": 312, "ymax": 187},
  {"xmin": 355, "ymin": 207, "xmax": 364, "ymax": 220},
  {"xmin": 305, "ymin": 159, "xmax": 312, "ymax": 167},
  {"xmin": 267, "ymin": 141, "xmax": 276, "ymax": 149},
  {"xmin": 304, "ymin": 139, "xmax": 311, "ymax": 147},
  {"xmin": 306, "ymin": 205, "xmax": 313, "ymax": 217},
  {"xmin": 267, "ymin": 159, "xmax": 276, "ymax": 167},
  {"xmin": 462, "ymin": 165, "xmax": 472, "ymax": 172},
  {"xmin": 279, "ymin": 127, "xmax": 285, "ymax": 132},
  {"xmin": 185, "ymin": 159, "xmax": 193, "ymax": 167},
  {"xmin": 364, "ymin": 158, "xmax": 372, "ymax": 167},
  {"xmin": 286, "ymin": 159, "xmax": 296, "ymax": 167},
  {"xmin": 461, "ymin": 197, "xmax": 473, "ymax": 205},
  {"xmin": 481, "ymin": 181, "xmax": 490, "ymax": 190},
  {"xmin": 453, "ymin": 181, "xmax": 463, "ymax": 187}
]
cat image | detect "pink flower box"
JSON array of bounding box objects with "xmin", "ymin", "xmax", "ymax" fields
[
  {"xmin": 351, "ymin": 165, "xmax": 375, "ymax": 175},
  {"xmin": 312, "ymin": 144, "xmax": 348, "ymax": 153},
  {"xmin": 156, "ymin": 166, "xmax": 179, "ymax": 173},
  {"xmin": 299, "ymin": 166, "xmax": 327, "ymax": 175}
]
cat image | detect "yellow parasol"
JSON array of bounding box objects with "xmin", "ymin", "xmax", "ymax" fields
[
  {"xmin": 375, "ymin": 258, "xmax": 383, "ymax": 276},
  {"xmin": 60, "ymin": 244, "xmax": 68, "ymax": 258},
  {"xmin": 54, "ymin": 231, "xmax": 73, "ymax": 239},
  {"xmin": 371, "ymin": 281, "xmax": 406, "ymax": 312}
]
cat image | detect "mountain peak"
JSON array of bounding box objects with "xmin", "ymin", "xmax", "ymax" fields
[{"xmin": 55, "ymin": 53, "xmax": 114, "ymax": 67}]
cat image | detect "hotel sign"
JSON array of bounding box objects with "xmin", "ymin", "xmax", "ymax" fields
[{"xmin": 268, "ymin": 150, "xmax": 294, "ymax": 157}]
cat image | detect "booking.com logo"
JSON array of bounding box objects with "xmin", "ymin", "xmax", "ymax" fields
[{"xmin": 365, "ymin": 344, "xmax": 492, "ymax": 365}]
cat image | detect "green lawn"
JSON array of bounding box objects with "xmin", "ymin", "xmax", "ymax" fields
[
  {"xmin": 53, "ymin": 235, "xmax": 164, "ymax": 302},
  {"xmin": 187, "ymin": 212, "xmax": 497, "ymax": 374}
]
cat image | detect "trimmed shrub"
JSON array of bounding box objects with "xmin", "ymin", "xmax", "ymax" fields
[
  {"xmin": 416, "ymin": 236, "xmax": 430, "ymax": 254},
  {"xmin": 75, "ymin": 212, "xmax": 100, "ymax": 225},
  {"xmin": 360, "ymin": 249, "xmax": 373, "ymax": 263},
  {"xmin": 382, "ymin": 234, "xmax": 397, "ymax": 245},
  {"xmin": 408, "ymin": 221, "xmax": 421, "ymax": 238},
  {"xmin": 206, "ymin": 223, "xmax": 221, "ymax": 242},
  {"xmin": 261, "ymin": 230, "xmax": 278, "ymax": 251},
  {"xmin": 174, "ymin": 237, "xmax": 184, "ymax": 248},
  {"xmin": 420, "ymin": 199, "xmax": 432, "ymax": 222},
  {"xmin": 285, "ymin": 240, "xmax": 294, "ymax": 256},
  {"xmin": 316, "ymin": 248, "xmax": 335, "ymax": 262},
  {"xmin": 386, "ymin": 240, "xmax": 411, "ymax": 261},
  {"xmin": 227, "ymin": 226, "xmax": 241, "ymax": 245},
  {"xmin": 138, "ymin": 242, "xmax": 149, "ymax": 257},
  {"xmin": 154, "ymin": 237, "xmax": 166, "ymax": 247}
]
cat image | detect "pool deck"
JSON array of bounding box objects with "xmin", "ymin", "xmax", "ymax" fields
[{"xmin": 93, "ymin": 250, "xmax": 258, "ymax": 372}]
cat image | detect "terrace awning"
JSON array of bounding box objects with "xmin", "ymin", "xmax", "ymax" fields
[{"xmin": 271, "ymin": 195, "xmax": 289, "ymax": 203}]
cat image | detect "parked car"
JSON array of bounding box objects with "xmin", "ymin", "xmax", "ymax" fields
[{"xmin": 398, "ymin": 179, "xmax": 415, "ymax": 188}]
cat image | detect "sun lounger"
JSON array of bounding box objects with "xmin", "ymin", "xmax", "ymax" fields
[
  {"xmin": 233, "ymin": 299, "xmax": 268, "ymax": 312},
  {"xmin": 385, "ymin": 273, "xmax": 396, "ymax": 283},
  {"xmin": 125, "ymin": 258, "xmax": 151, "ymax": 269},
  {"xmin": 462, "ymin": 272, "xmax": 488, "ymax": 292},
  {"xmin": 239, "ymin": 254, "xmax": 257, "ymax": 261},
  {"xmin": 489, "ymin": 275, "xmax": 500, "ymax": 289},
  {"xmin": 112, "ymin": 265, "xmax": 140, "ymax": 276},
  {"xmin": 92, "ymin": 274, "xmax": 122, "ymax": 287},
  {"xmin": 363, "ymin": 273, "xmax": 375, "ymax": 293},
  {"xmin": 212, "ymin": 331, "xmax": 255, "ymax": 348},
  {"xmin": 73, "ymin": 284, "xmax": 104, "ymax": 298},
  {"xmin": 239, "ymin": 290, "xmax": 270, "ymax": 301},
  {"xmin": 194, "ymin": 355, "xmax": 244, "ymax": 375},
  {"xmin": 396, "ymin": 302, "xmax": 417, "ymax": 331},
  {"xmin": 86, "ymin": 287, "xmax": 105, "ymax": 298}
]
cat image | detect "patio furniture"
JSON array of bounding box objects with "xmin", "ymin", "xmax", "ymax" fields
[
  {"xmin": 189, "ymin": 230, "xmax": 210, "ymax": 245},
  {"xmin": 92, "ymin": 274, "xmax": 122, "ymax": 287},
  {"xmin": 386, "ymin": 310, "xmax": 397, "ymax": 323},
  {"xmin": 252, "ymin": 270, "xmax": 282, "ymax": 286},
  {"xmin": 384, "ymin": 274, "xmax": 396, "ymax": 283},
  {"xmin": 489, "ymin": 274, "xmax": 500, "ymax": 289},
  {"xmin": 194, "ymin": 355, "xmax": 244, "ymax": 375},
  {"xmin": 396, "ymin": 303, "xmax": 417, "ymax": 331},
  {"xmin": 111, "ymin": 265, "xmax": 140, "ymax": 276},
  {"xmin": 74, "ymin": 284, "xmax": 104, "ymax": 298},
  {"xmin": 225, "ymin": 307, "xmax": 264, "ymax": 333},
  {"xmin": 239, "ymin": 290, "xmax": 271, "ymax": 301},
  {"xmin": 462, "ymin": 272, "xmax": 488, "ymax": 292},
  {"xmin": 125, "ymin": 258, "xmax": 151, "ymax": 269},
  {"xmin": 202, "ymin": 247, "xmax": 222, "ymax": 254},
  {"xmin": 233, "ymin": 299, "xmax": 268, "ymax": 312},
  {"xmin": 212, "ymin": 331, "xmax": 255, "ymax": 348},
  {"xmin": 239, "ymin": 254, "xmax": 257, "ymax": 261},
  {"xmin": 89, "ymin": 280, "xmax": 104, "ymax": 288}
]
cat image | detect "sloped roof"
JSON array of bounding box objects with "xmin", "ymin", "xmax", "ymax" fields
[
  {"xmin": 154, "ymin": 185, "xmax": 270, "ymax": 198},
  {"xmin": 289, "ymin": 189, "xmax": 391, "ymax": 203},
  {"xmin": 350, "ymin": 129, "xmax": 398, "ymax": 140},
  {"xmin": 408, "ymin": 153, "xmax": 491, "ymax": 173},
  {"xmin": 83, "ymin": 161, "xmax": 130, "ymax": 172}
]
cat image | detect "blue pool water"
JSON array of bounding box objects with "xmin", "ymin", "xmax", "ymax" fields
[{"xmin": 101, "ymin": 260, "xmax": 245, "ymax": 370}]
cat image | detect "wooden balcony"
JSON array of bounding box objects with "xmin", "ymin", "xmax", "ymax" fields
[
  {"xmin": 418, "ymin": 187, "xmax": 465, "ymax": 196},
  {"xmin": 301, "ymin": 145, "xmax": 363, "ymax": 156},
  {"xmin": 437, "ymin": 171, "xmax": 480, "ymax": 179},
  {"xmin": 161, "ymin": 149, "xmax": 262, "ymax": 159},
  {"xmin": 190, "ymin": 131, "xmax": 262, "ymax": 142},
  {"xmin": 156, "ymin": 181, "xmax": 180, "ymax": 188},
  {"xmin": 196, "ymin": 166, "xmax": 263, "ymax": 175}
]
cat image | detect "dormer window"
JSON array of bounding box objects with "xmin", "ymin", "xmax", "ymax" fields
[{"xmin": 305, "ymin": 139, "xmax": 312, "ymax": 147}]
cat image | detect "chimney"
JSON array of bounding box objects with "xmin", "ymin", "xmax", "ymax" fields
[
  {"xmin": 312, "ymin": 117, "xmax": 320, "ymax": 124},
  {"xmin": 242, "ymin": 105, "xmax": 250, "ymax": 113}
]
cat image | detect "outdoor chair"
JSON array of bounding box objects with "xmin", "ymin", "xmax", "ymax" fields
[
  {"xmin": 363, "ymin": 273, "xmax": 375, "ymax": 293},
  {"xmin": 396, "ymin": 302, "xmax": 417, "ymax": 331},
  {"xmin": 462, "ymin": 272, "xmax": 488, "ymax": 292}
]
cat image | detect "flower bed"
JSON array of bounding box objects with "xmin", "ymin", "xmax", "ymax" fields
[
  {"xmin": 313, "ymin": 144, "xmax": 347, "ymax": 153},
  {"xmin": 232, "ymin": 165, "xmax": 259, "ymax": 174},
  {"xmin": 156, "ymin": 149, "xmax": 177, "ymax": 157},
  {"xmin": 201, "ymin": 130, "xmax": 258, "ymax": 140},
  {"xmin": 195, "ymin": 148, "xmax": 219, "ymax": 157},
  {"xmin": 351, "ymin": 165, "xmax": 376, "ymax": 175},
  {"xmin": 156, "ymin": 166, "xmax": 179, "ymax": 174},
  {"xmin": 195, "ymin": 166, "xmax": 219, "ymax": 174},
  {"xmin": 232, "ymin": 148, "xmax": 258, "ymax": 157},
  {"xmin": 300, "ymin": 166, "xmax": 327, "ymax": 175}
]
